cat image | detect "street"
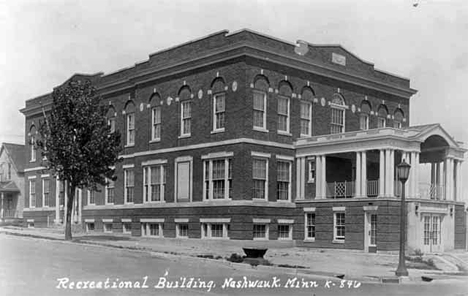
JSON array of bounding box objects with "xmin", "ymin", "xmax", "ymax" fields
[{"xmin": 0, "ymin": 234, "xmax": 467, "ymax": 296}]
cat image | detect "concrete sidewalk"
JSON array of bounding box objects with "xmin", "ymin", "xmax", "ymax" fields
[{"xmin": 1, "ymin": 226, "xmax": 467, "ymax": 284}]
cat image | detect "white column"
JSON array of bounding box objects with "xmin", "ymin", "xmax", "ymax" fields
[
  {"xmin": 300, "ymin": 158, "xmax": 306, "ymax": 199},
  {"xmin": 443, "ymin": 158, "xmax": 449, "ymax": 200},
  {"xmin": 410, "ymin": 152, "xmax": 417, "ymax": 198},
  {"xmin": 296, "ymin": 157, "xmax": 301, "ymax": 200},
  {"xmin": 316, "ymin": 156, "xmax": 322, "ymax": 199},
  {"xmin": 379, "ymin": 150, "xmax": 385, "ymax": 197},
  {"xmin": 456, "ymin": 160, "xmax": 463, "ymax": 201},
  {"xmin": 356, "ymin": 152, "xmax": 362, "ymax": 198},
  {"xmin": 414, "ymin": 152, "xmax": 420, "ymax": 198},
  {"xmin": 389, "ymin": 150, "xmax": 395, "ymax": 197},
  {"xmin": 430, "ymin": 163, "xmax": 436, "ymax": 184},
  {"xmin": 436, "ymin": 162, "xmax": 441, "ymax": 199},
  {"xmin": 0, "ymin": 192, "xmax": 4, "ymax": 219},
  {"xmin": 55, "ymin": 178, "xmax": 60, "ymax": 224},
  {"xmin": 322, "ymin": 156, "xmax": 327, "ymax": 198},
  {"xmin": 385, "ymin": 149, "xmax": 391, "ymax": 197},
  {"xmin": 362, "ymin": 151, "xmax": 367, "ymax": 197},
  {"xmin": 447, "ymin": 158, "xmax": 454, "ymax": 201}
]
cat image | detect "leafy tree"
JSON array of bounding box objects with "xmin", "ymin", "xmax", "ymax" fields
[{"xmin": 37, "ymin": 79, "xmax": 121, "ymax": 240}]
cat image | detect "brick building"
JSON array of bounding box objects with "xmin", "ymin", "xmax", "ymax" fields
[{"xmin": 20, "ymin": 29, "xmax": 466, "ymax": 252}]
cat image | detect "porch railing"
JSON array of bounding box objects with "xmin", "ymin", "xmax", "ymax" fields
[
  {"xmin": 419, "ymin": 183, "xmax": 445, "ymax": 200},
  {"xmin": 367, "ymin": 180, "xmax": 379, "ymax": 197},
  {"xmin": 326, "ymin": 181, "xmax": 355, "ymax": 198}
]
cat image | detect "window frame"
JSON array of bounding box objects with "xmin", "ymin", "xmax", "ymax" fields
[
  {"xmin": 308, "ymin": 158, "xmax": 316, "ymax": 183},
  {"xmin": 29, "ymin": 178, "xmax": 36, "ymax": 208},
  {"xmin": 141, "ymin": 222, "xmax": 163, "ymax": 238},
  {"xmin": 42, "ymin": 178, "xmax": 50, "ymax": 208},
  {"xmin": 212, "ymin": 93, "xmax": 226, "ymax": 132},
  {"xmin": 277, "ymin": 224, "xmax": 293, "ymax": 240},
  {"xmin": 253, "ymin": 224, "xmax": 269, "ymax": 240},
  {"xmin": 276, "ymin": 160, "xmax": 291, "ymax": 202},
  {"xmin": 180, "ymin": 101, "xmax": 192, "ymax": 137},
  {"xmin": 201, "ymin": 222, "xmax": 229, "ymax": 239},
  {"xmin": 124, "ymin": 169, "xmax": 134, "ymax": 204},
  {"xmin": 252, "ymin": 90, "xmax": 267, "ymax": 131},
  {"xmin": 103, "ymin": 222, "xmax": 113, "ymax": 233},
  {"xmin": 305, "ymin": 213, "xmax": 316, "ymax": 241},
  {"xmin": 277, "ymin": 95, "xmax": 290, "ymax": 134},
  {"xmin": 330, "ymin": 106, "xmax": 345, "ymax": 134},
  {"xmin": 300, "ymin": 101, "xmax": 312, "ymax": 137},
  {"xmin": 30, "ymin": 135, "xmax": 36, "ymax": 162},
  {"xmin": 122, "ymin": 222, "xmax": 132, "ymax": 235},
  {"xmin": 377, "ymin": 117, "xmax": 386, "ymax": 128},
  {"xmin": 108, "ymin": 117, "xmax": 116, "ymax": 133},
  {"xmin": 333, "ymin": 212, "xmax": 346, "ymax": 243},
  {"xmin": 203, "ymin": 158, "xmax": 232, "ymax": 201},
  {"xmin": 87, "ymin": 190, "xmax": 95, "ymax": 205},
  {"xmin": 105, "ymin": 178, "xmax": 115, "ymax": 205},
  {"xmin": 143, "ymin": 164, "xmax": 166, "ymax": 203},
  {"xmin": 359, "ymin": 114, "xmax": 369, "ymax": 130},
  {"xmin": 252, "ymin": 157, "xmax": 268, "ymax": 200},
  {"xmin": 176, "ymin": 223, "xmax": 189, "ymax": 238},
  {"xmin": 151, "ymin": 106, "xmax": 162, "ymax": 142},
  {"xmin": 175, "ymin": 156, "xmax": 193, "ymax": 203},
  {"xmin": 126, "ymin": 113, "xmax": 135, "ymax": 146}
]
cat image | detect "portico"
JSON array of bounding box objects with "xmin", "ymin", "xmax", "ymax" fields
[{"xmin": 295, "ymin": 124, "xmax": 465, "ymax": 202}]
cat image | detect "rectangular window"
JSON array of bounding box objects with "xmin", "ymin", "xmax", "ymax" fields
[
  {"xmin": 203, "ymin": 158, "xmax": 232, "ymax": 200},
  {"xmin": 88, "ymin": 190, "xmax": 95, "ymax": 205},
  {"xmin": 124, "ymin": 170, "xmax": 134, "ymax": 203},
  {"xmin": 393, "ymin": 120, "xmax": 402, "ymax": 129},
  {"xmin": 143, "ymin": 165, "xmax": 165, "ymax": 202},
  {"xmin": 123, "ymin": 223, "xmax": 132, "ymax": 234},
  {"xmin": 103, "ymin": 223, "xmax": 113, "ymax": 233},
  {"xmin": 277, "ymin": 97, "xmax": 290, "ymax": 133},
  {"xmin": 334, "ymin": 212, "xmax": 346, "ymax": 242},
  {"xmin": 126, "ymin": 113, "xmax": 135, "ymax": 146},
  {"xmin": 305, "ymin": 213, "xmax": 316, "ymax": 240},
  {"xmin": 201, "ymin": 223, "xmax": 229, "ymax": 239},
  {"xmin": 106, "ymin": 179, "xmax": 115, "ymax": 204},
  {"xmin": 176, "ymin": 223, "xmax": 189, "ymax": 238},
  {"xmin": 331, "ymin": 108, "xmax": 345, "ymax": 134},
  {"xmin": 29, "ymin": 180, "xmax": 36, "ymax": 208},
  {"xmin": 213, "ymin": 93, "xmax": 225, "ymax": 131},
  {"xmin": 176, "ymin": 159, "xmax": 191, "ymax": 202},
  {"xmin": 108, "ymin": 118, "xmax": 116, "ymax": 133},
  {"xmin": 141, "ymin": 223, "xmax": 163, "ymax": 237},
  {"xmin": 253, "ymin": 91, "xmax": 266, "ymax": 129},
  {"xmin": 308, "ymin": 159, "xmax": 316, "ymax": 183},
  {"xmin": 277, "ymin": 161, "xmax": 291, "ymax": 201},
  {"xmin": 151, "ymin": 107, "xmax": 161, "ymax": 141},
  {"xmin": 181, "ymin": 101, "xmax": 191, "ymax": 136},
  {"xmin": 360, "ymin": 114, "xmax": 369, "ymax": 130},
  {"xmin": 42, "ymin": 179, "xmax": 50, "ymax": 207},
  {"xmin": 30, "ymin": 136, "xmax": 36, "ymax": 162},
  {"xmin": 7, "ymin": 163, "xmax": 11, "ymax": 180},
  {"xmin": 252, "ymin": 158, "xmax": 267, "ymax": 199},
  {"xmin": 278, "ymin": 224, "xmax": 292, "ymax": 240},
  {"xmin": 300, "ymin": 102, "xmax": 312, "ymax": 136},
  {"xmin": 253, "ymin": 224, "xmax": 268, "ymax": 240},
  {"xmin": 378, "ymin": 117, "xmax": 386, "ymax": 128},
  {"xmin": 86, "ymin": 222, "xmax": 95, "ymax": 232}
]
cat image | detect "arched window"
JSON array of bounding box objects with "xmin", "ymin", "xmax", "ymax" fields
[
  {"xmin": 211, "ymin": 78, "xmax": 226, "ymax": 132},
  {"xmin": 29, "ymin": 125, "xmax": 37, "ymax": 161},
  {"xmin": 149, "ymin": 93, "xmax": 162, "ymax": 141},
  {"xmin": 359, "ymin": 101, "xmax": 372, "ymax": 130},
  {"xmin": 377, "ymin": 105, "xmax": 388, "ymax": 128},
  {"xmin": 394, "ymin": 108, "xmax": 404, "ymax": 129},
  {"xmin": 277, "ymin": 81, "xmax": 293, "ymax": 134},
  {"xmin": 178, "ymin": 86, "xmax": 192, "ymax": 137},
  {"xmin": 124, "ymin": 101, "xmax": 136, "ymax": 146},
  {"xmin": 300, "ymin": 87, "xmax": 314, "ymax": 137},
  {"xmin": 330, "ymin": 94, "xmax": 346, "ymax": 134},
  {"xmin": 252, "ymin": 75, "xmax": 269, "ymax": 131},
  {"xmin": 107, "ymin": 106, "xmax": 116, "ymax": 133}
]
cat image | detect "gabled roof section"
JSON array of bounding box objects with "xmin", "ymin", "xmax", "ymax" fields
[
  {"xmin": 406, "ymin": 123, "xmax": 463, "ymax": 149},
  {"xmin": 0, "ymin": 181, "xmax": 20, "ymax": 192},
  {"xmin": 1, "ymin": 143, "xmax": 26, "ymax": 173}
]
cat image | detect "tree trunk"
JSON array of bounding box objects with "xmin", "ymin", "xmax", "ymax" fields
[{"xmin": 65, "ymin": 185, "xmax": 75, "ymax": 240}]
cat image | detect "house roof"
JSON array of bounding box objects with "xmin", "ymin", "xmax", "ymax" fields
[
  {"xmin": 0, "ymin": 181, "xmax": 20, "ymax": 193},
  {"xmin": 1, "ymin": 143, "xmax": 26, "ymax": 173}
]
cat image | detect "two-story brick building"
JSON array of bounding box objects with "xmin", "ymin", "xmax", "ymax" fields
[{"xmin": 20, "ymin": 29, "xmax": 466, "ymax": 252}]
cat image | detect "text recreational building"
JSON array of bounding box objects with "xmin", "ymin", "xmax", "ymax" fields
[{"xmin": 20, "ymin": 29, "xmax": 466, "ymax": 252}]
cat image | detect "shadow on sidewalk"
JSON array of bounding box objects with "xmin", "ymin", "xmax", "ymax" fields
[{"xmin": 74, "ymin": 235, "xmax": 132, "ymax": 242}]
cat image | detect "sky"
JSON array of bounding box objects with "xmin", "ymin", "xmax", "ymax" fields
[{"xmin": 1, "ymin": 0, "xmax": 467, "ymax": 198}]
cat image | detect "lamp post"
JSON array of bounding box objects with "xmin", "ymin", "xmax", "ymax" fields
[{"xmin": 395, "ymin": 159, "xmax": 411, "ymax": 277}]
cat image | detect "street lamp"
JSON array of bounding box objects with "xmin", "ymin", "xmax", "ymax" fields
[{"xmin": 395, "ymin": 159, "xmax": 411, "ymax": 277}]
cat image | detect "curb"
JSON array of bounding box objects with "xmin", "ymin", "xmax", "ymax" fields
[{"xmin": 2, "ymin": 229, "xmax": 465, "ymax": 285}]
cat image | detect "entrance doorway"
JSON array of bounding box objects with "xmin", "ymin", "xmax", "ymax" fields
[
  {"xmin": 364, "ymin": 213, "xmax": 377, "ymax": 252},
  {"xmin": 422, "ymin": 214, "xmax": 442, "ymax": 253}
]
